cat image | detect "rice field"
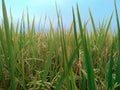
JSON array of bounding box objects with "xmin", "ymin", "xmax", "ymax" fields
[{"xmin": 0, "ymin": 0, "xmax": 120, "ymax": 90}]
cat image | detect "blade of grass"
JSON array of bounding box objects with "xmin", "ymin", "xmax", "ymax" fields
[
  {"xmin": 56, "ymin": 43, "xmax": 81, "ymax": 90},
  {"xmin": 105, "ymin": 12, "xmax": 113, "ymax": 36},
  {"xmin": 42, "ymin": 40, "xmax": 54, "ymax": 82},
  {"xmin": 61, "ymin": 12, "xmax": 77, "ymax": 90},
  {"xmin": 114, "ymin": 0, "xmax": 120, "ymax": 89},
  {"xmin": 2, "ymin": 0, "xmax": 16, "ymax": 89},
  {"xmin": 108, "ymin": 41, "xmax": 114, "ymax": 90},
  {"xmin": 72, "ymin": 7, "xmax": 79, "ymax": 59},
  {"xmin": 27, "ymin": 9, "xmax": 30, "ymax": 34},
  {"xmin": 77, "ymin": 4, "xmax": 95, "ymax": 90},
  {"xmin": 0, "ymin": 27, "xmax": 7, "ymax": 90},
  {"xmin": 55, "ymin": 4, "xmax": 70, "ymax": 90},
  {"xmin": 89, "ymin": 9, "xmax": 97, "ymax": 38}
]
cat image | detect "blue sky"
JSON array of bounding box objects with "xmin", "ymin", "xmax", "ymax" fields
[{"xmin": 0, "ymin": 0, "xmax": 120, "ymax": 30}]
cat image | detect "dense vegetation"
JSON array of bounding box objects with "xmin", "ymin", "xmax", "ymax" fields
[{"xmin": 0, "ymin": 0, "xmax": 120, "ymax": 90}]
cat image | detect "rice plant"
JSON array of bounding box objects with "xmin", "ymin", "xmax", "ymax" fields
[{"xmin": 0, "ymin": 0, "xmax": 120, "ymax": 90}]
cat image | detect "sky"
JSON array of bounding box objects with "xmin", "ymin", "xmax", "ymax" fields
[{"xmin": 0, "ymin": 0, "xmax": 120, "ymax": 30}]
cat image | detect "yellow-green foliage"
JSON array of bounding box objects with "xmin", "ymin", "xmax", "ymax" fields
[{"xmin": 0, "ymin": 0, "xmax": 120, "ymax": 90}]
